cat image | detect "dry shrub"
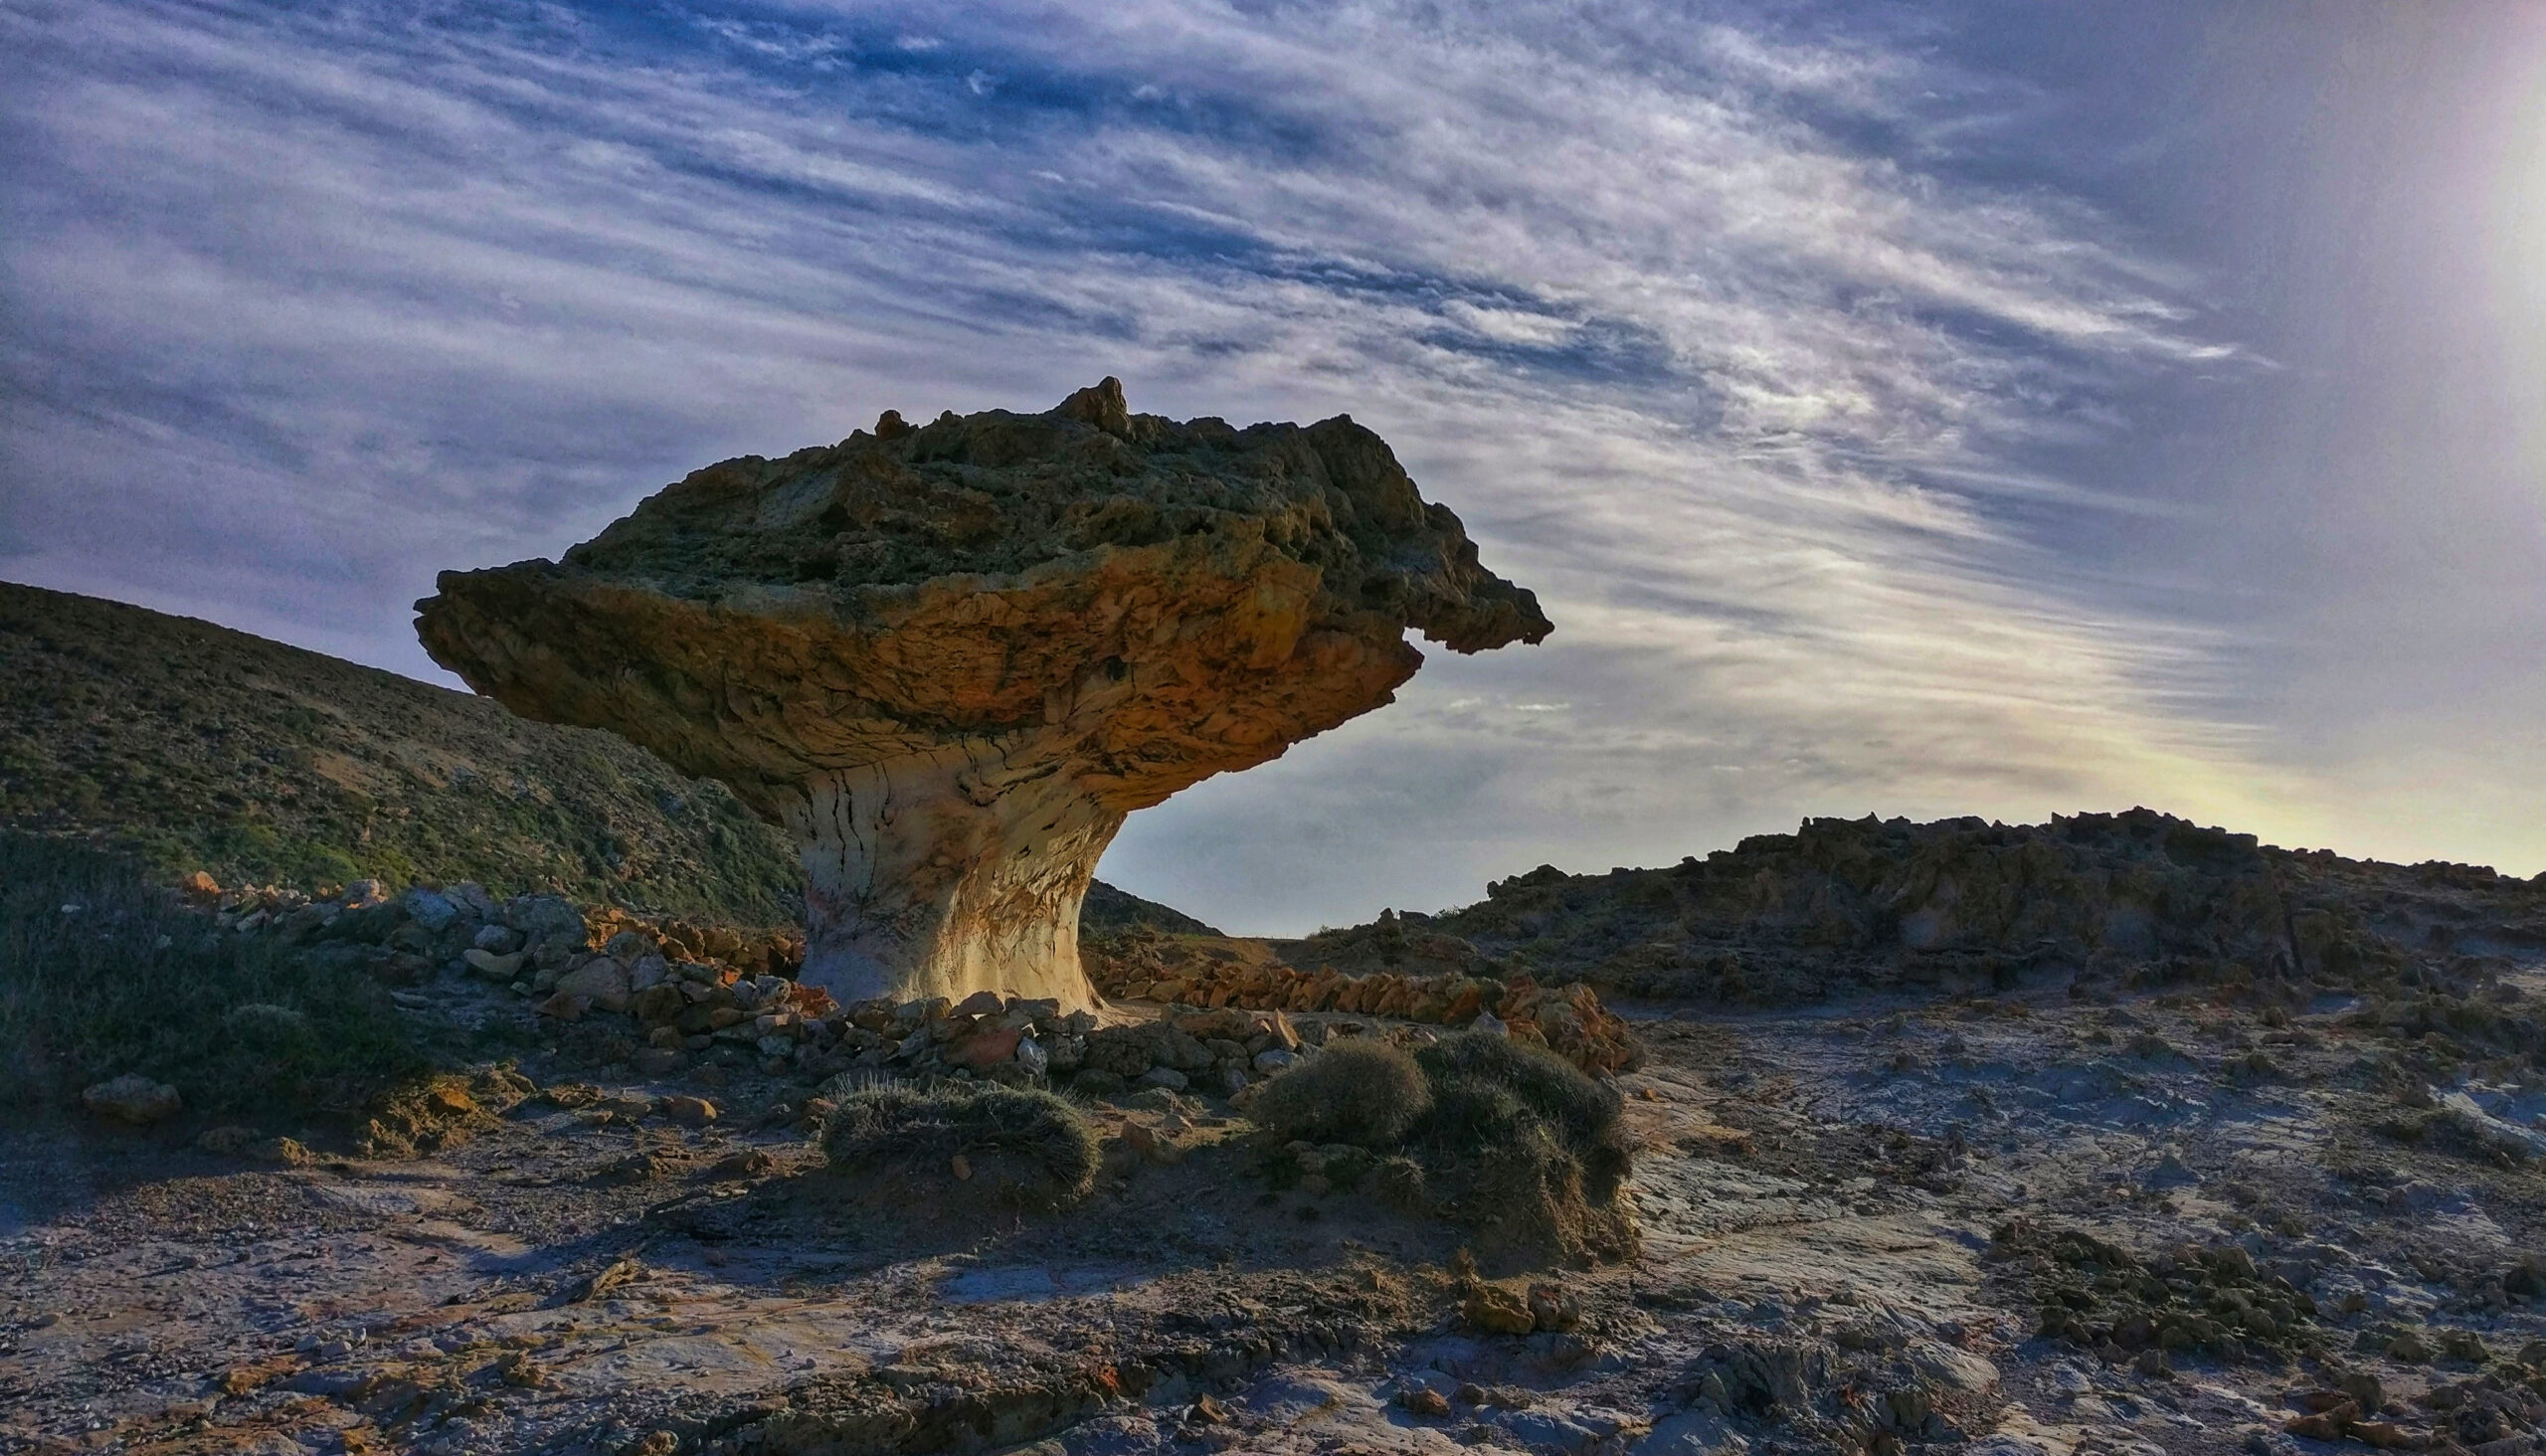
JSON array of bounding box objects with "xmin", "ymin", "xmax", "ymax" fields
[
  {"xmin": 1246, "ymin": 1038, "xmax": 1431, "ymax": 1148},
  {"xmin": 1246, "ymin": 1029, "xmax": 1638, "ymax": 1269},
  {"xmin": 821, "ymin": 1080, "xmax": 1099, "ymax": 1208},
  {"xmin": 1415, "ymin": 1031, "xmax": 1631, "ymax": 1200}
]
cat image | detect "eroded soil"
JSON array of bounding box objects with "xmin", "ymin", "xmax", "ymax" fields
[{"xmin": 6, "ymin": 972, "xmax": 2545, "ymax": 1456}]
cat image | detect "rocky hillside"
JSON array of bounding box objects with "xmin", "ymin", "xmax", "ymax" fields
[
  {"xmin": 1278, "ymin": 809, "xmax": 2546, "ymax": 1004},
  {"xmin": 0, "ymin": 582, "xmax": 809, "ymax": 923}
]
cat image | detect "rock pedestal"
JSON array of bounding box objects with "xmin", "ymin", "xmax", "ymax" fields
[
  {"xmin": 780, "ymin": 749, "xmax": 1123, "ymax": 1003},
  {"xmin": 417, "ymin": 379, "xmax": 1548, "ymax": 1008}
]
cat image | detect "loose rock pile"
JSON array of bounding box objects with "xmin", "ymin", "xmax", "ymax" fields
[
  {"xmin": 1088, "ymin": 935, "xmax": 1643, "ymax": 1075},
  {"xmin": 201, "ymin": 875, "xmax": 1634, "ymax": 1100}
]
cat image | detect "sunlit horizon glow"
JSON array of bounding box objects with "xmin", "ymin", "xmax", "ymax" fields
[{"xmin": 3, "ymin": 0, "xmax": 2540, "ymax": 934}]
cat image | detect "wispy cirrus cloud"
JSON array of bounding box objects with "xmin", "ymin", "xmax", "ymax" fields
[{"xmin": 0, "ymin": 0, "xmax": 2313, "ymax": 928}]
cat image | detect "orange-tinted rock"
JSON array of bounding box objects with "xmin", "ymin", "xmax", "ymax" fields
[
  {"xmin": 418, "ymin": 380, "xmax": 1546, "ymax": 1010},
  {"xmin": 948, "ymin": 1025, "xmax": 1023, "ymax": 1067}
]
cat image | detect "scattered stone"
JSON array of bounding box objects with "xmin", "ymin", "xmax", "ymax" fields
[
  {"xmin": 404, "ymin": 887, "xmax": 458, "ymax": 931},
  {"xmin": 554, "ymin": 957, "xmax": 635, "ymax": 1013},
  {"xmin": 949, "ymin": 1025, "xmax": 1023, "ymax": 1068},
  {"xmin": 464, "ymin": 947, "xmax": 525, "ymax": 979},
  {"xmin": 82, "ymin": 1073, "xmax": 180, "ymax": 1125},
  {"xmin": 194, "ymin": 1124, "xmax": 258, "ymax": 1155},
  {"xmin": 536, "ymin": 991, "xmax": 593, "ymax": 1021},
  {"xmin": 597, "ymin": 1151, "xmax": 687, "ymax": 1183},
  {"xmin": 567, "ymin": 1258, "xmax": 642, "ymax": 1304},
  {"xmin": 662, "ymin": 1095, "xmax": 718, "ymax": 1127},
  {"xmin": 710, "ymin": 1149, "xmax": 779, "ymax": 1181},
  {"xmin": 250, "ymin": 1136, "xmax": 311, "ymax": 1166},
  {"xmin": 1122, "ymin": 1122, "xmax": 1185, "ymax": 1166},
  {"xmin": 1397, "ymin": 1386, "xmax": 1451, "ymax": 1417},
  {"xmin": 1527, "ymin": 1281, "xmax": 1582, "ymax": 1333},
  {"xmin": 1463, "ymin": 1283, "xmax": 1536, "ymax": 1335}
]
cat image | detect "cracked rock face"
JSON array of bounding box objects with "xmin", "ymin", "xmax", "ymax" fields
[{"xmin": 416, "ymin": 380, "xmax": 1549, "ymax": 1008}]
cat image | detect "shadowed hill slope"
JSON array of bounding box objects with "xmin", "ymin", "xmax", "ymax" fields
[
  {"xmin": 0, "ymin": 581, "xmax": 804, "ymax": 923},
  {"xmin": 0, "ymin": 582, "xmax": 1214, "ymax": 934}
]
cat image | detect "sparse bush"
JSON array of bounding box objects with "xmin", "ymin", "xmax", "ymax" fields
[
  {"xmin": 820, "ymin": 1079, "xmax": 1099, "ymax": 1206},
  {"xmin": 0, "ymin": 832, "xmax": 429, "ymax": 1119},
  {"xmin": 1243, "ymin": 1029, "xmax": 1638, "ymax": 1267},
  {"xmin": 1416, "ymin": 1030, "xmax": 1631, "ymax": 1199},
  {"xmin": 1246, "ymin": 1038, "xmax": 1431, "ymax": 1148}
]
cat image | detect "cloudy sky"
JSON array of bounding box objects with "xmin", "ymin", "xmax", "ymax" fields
[{"xmin": 5, "ymin": 0, "xmax": 2541, "ymax": 931}]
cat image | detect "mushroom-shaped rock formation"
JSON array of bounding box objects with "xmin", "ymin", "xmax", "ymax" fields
[{"xmin": 416, "ymin": 380, "xmax": 1550, "ymax": 1009}]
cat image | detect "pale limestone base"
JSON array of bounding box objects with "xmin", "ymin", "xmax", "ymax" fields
[{"xmin": 777, "ymin": 745, "xmax": 1122, "ymax": 1011}]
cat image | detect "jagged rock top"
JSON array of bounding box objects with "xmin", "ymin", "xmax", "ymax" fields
[
  {"xmin": 416, "ymin": 380, "xmax": 1550, "ymax": 815},
  {"xmin": 549, "ymin": 379, "xmax": 1546, "ymax": 651}
]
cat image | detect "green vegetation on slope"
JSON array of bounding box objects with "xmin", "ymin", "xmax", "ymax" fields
[
  {"xmin": 0, "ymin": 832, "xmax": 429, "ymax": 1116},
  {"xmin": 0, "ymin": 582, "xmax": 802, "ymax": 924}
]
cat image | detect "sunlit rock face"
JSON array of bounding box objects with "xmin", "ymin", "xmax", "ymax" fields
[{"xmin": 416, "ymin": 380, "xmax": 1550, "ymax": 1008}]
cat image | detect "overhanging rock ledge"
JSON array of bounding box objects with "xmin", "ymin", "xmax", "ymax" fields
[{"xmin": 416, "ymin": 379, "xmax": 1550, "ymax": 1009}]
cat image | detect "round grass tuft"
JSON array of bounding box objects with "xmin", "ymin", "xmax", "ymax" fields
[
  {"xmin": 820, "ymin": 1079, "xmax": 1100, "ymax": 1205},
  {"xmin": 1245, "ymin": 1038, "xmax": 1432, "ymax": 1148}
]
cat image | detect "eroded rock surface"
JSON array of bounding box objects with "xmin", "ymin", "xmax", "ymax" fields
[{"xmin": 417, "ymin": 380, "xmax": 1548, "ymax": 1007}]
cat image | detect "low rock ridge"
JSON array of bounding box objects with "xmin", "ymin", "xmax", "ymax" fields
[{"xmin": 1279, "ymin": 807, "xmax": 2546, "ymax": 1006}]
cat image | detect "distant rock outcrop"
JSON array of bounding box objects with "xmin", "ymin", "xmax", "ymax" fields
[
  {"xmin": 1277, "ymin": 809, "xmax": 2546, "ymax": 1004},
  {"xmin": 418, "ymin": 379, "xmax": 1549, "ymax": 1008}
]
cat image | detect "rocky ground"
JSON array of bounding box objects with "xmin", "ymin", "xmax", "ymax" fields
[{"xmin": 8, "ymin": 953, "xmax": 2544, "ymax": 1456}]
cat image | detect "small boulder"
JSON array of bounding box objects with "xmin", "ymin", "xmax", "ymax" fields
[
  {"xmin": 554, "ymin": 957, "xmax": 634, "ymax": 1012},
  {"xmin": 178, "ymin": 870, "xmax": 222, "ymax": 901},
  {"xmin": 472, "ymin": 923, "xmax": 521, "ymax": 954},
  {"xmin": 710, "ymin": 1149, "xmax": 779, "ymax": 1180},
  {"xmin": 949, "ymin": 1026, "xmax": 1024, "ymax": 1068},
  {"xmin": 1527, "ymin": 1282, "xmax": 1581, "ymax": 1333},
  {"xmin": 1463, "ymin": 1283, "xmax": 1536, "ymax": 1335},
  {"xmin": 1123, "ymin": 1121, "xmax": 1186, "ymax": 1165},
  {"xmin": 1397, "ymin": 1386, "xmax": 1451, "ymax": 1417},
  {"xmin": 535, "ymin": 991, "xmax": 593, "ymax": 1021},
  {"xmin": 955, "ymin": 990, "xmax": 1007, "ymax": 1017},
  {"xmin": 628, "ymin": 954, "xmax": 670, "ymax": 993},
  {"xmin": 464, "ymin": 948, "xmax": 526, "ymax": 980},
  {"xmin": 196, "ymin": 1124, "xmax": 258, "ymax": 1155},
  {"xmin": 251, "ymin": 1136, "xmax": 311, "ymax": 1166},
  {"xmin": 662, "ymin": 1095, "xmax": 718, "ymax": 1127},
  {"xmin": 1139, "ymin": 1066, "xmax": 1189, "ymax": 1092},
  {"xmin": 83, "ymin": 1074, "xmax": 180, "ymax": 1125},
  {"xmin": 630, "ymin": 985, "xmax": 686, "ymax": 1024},
  {"xmin": 1015, "ymin": 1035, "xmax": 1050, "ymax": 1079},
  {"xmin": 403, "ymin": 888, "xmax": 458, "ymax": 932}
]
